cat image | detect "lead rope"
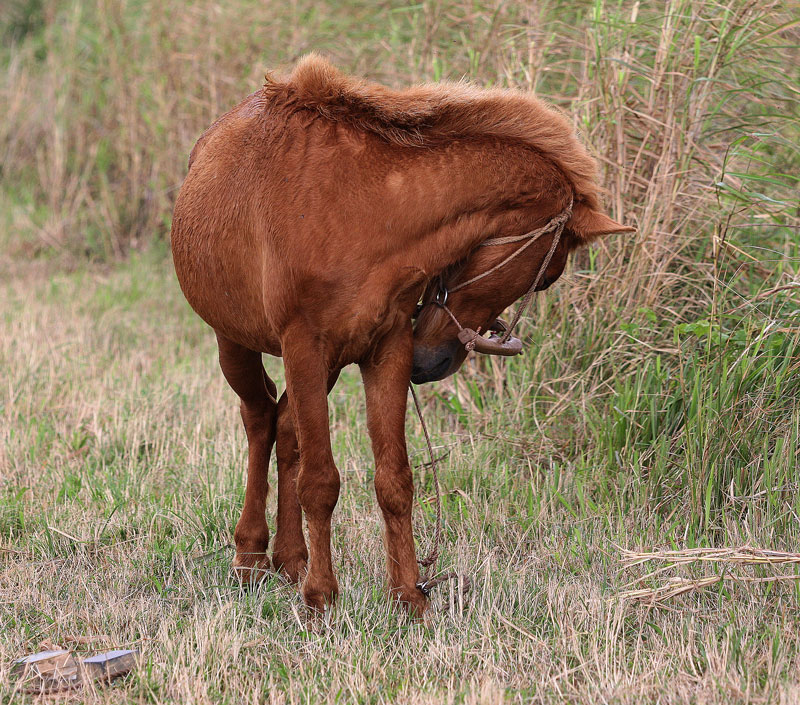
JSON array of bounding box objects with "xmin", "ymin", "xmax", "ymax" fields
[
  {"xmin": 448, "ymin": 201, "xmax": 572, "ymax": 296},
  {"xmin": 437, "ymin": 304, "xmax": 484, "ymax": 352},
  {"xmin": 497, "ymin": 204, "xmax": 569, "ymax": 344},
  {"xmin": 409, "ymin": 200, "xmax": 573, "ymax": 599}
]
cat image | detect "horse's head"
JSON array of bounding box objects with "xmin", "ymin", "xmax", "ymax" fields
[{"xmin": 411, "ymin": 201, "xmax": 634, "ymax": 383}]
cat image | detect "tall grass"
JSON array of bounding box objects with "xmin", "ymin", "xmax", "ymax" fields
[
  {"xmin": 2, "ymin": 1, "xmax": 800, "ymax": 702},
  {"xmin": 1, "ymin": 1, "xmax": 796, "ymax": 265}
]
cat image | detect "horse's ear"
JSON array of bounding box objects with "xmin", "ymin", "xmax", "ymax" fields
[{"xmin": 568, "ymin": 202, "xmax": 636, "ymax": 243}]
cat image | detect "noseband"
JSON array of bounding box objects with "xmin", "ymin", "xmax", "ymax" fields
[{"xmin": 419, "ymin": 198, "xmax": 574, "ymax": 357}]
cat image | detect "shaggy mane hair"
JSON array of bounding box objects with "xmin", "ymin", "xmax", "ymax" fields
[{"xmin": 262, "ymin": 53, "xmax": 600, "ymax": 210}]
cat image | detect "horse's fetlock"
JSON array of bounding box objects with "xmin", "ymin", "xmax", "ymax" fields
[
  {"xmin": 234, "ymin": 523, "xmax": 270, "ymax": 553},
  {"xmin": 302, "ymin": 573, "xmax": 339, "ymax": 611}
]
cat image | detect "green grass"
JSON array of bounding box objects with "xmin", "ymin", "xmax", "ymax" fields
[
  {"xmin": 2, "ymin": 0, "xmax": 800, "ymax": 702},
  {"xmin": 2, "ymin": 246, "xmax": 800, "ymax": 703}
]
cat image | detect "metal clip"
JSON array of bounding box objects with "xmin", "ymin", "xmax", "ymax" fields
[{"xmin": 416, "ymin": 580, "xmax": 432, "ymax": 596}]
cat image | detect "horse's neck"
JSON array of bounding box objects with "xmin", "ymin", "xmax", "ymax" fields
[{"xmin": 383, "ymin": 139, "xmax": 550, "ymax": 276}]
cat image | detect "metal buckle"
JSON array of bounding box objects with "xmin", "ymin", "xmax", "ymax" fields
[
  {"xmin": 416, "ymin": 580, "xmax": 432, "ymax": 596},
  {"xmin": 434, "ymin": 286, "xmax": 448, "ymax": 307}
]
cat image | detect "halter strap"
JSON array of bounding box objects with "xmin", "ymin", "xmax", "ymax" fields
[
  {"xmin": 496, "ymin": 205, "xmax": 567, "ymax": 343},
  {"xmin": 430, "ymin": 199, "xmax": 573, "ymax": 350},
  {"xmin": 448, "ymin": 200, "xmax": 572, "ymax": 294}
]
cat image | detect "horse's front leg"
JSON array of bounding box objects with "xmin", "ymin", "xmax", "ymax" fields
[
  {"xmin": 281, "ymin": 326, "xmax": 340, "ymax": 611},
  {"xmin": 360, "ymin": 322, "xmax": 428, "ymax": 616},
  {"xmin": 272, "ymin": 370, "xmax": 340, "ymax": 584}
]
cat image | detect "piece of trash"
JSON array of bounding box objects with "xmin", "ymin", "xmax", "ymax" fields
[
  {"xmin": 82, "ymin": 649, "xmax": 138, "ymax": 681},
  {"xmin": 12, "ymin": 650, "xmax": 79, "ymax": 692},
  {"xmin": 11, "ymin": 648, "xmax": 138, "ymax": 694}
]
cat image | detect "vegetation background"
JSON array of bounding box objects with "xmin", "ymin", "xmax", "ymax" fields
[{"xmin": 1, "ymin": 0, "xmax": 799, "ymax": 702}]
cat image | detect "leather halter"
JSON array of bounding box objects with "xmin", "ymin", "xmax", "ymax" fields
[{"xmin": 419, "ymin": 199, "xmax": 573, "ymax": 356}]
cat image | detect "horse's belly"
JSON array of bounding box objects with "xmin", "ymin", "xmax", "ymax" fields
[{"xmin": 172, "ymin": 225, "xmax": 283, "ymax": 356}]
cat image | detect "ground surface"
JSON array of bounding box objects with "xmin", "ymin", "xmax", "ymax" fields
[
  {"xmin": 1, "ymin": 251, "xmax": 799, "ymax": 705},
  {"xmin": 2, "ymin": 1, "xmax": 799, "ymax": 703}
]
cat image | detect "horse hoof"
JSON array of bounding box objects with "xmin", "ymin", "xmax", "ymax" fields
[
  {"xmin": 302, "ymin": 577, "xmax": 339, "ymax": 612},
  {"xmin": 391, "ymin": 586, "xmax": 429, "ymax": 619}
]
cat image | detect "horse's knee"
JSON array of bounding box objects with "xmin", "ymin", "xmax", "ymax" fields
[
  {"xmin": 297, "ymin": 463, "xmax": 340, "ymax": 518},
  {"xmin": 375, "ymin": 464, "xmax": 413, "ymax": 517}
]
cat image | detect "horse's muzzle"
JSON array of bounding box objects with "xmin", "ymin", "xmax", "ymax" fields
[
  {"xmin": 411, "ymin": 355, "xmax": 452, "ymax": 384},
  {"xmin": 411, "ymin": 338, "xmax": 462, "ymax": 384}
]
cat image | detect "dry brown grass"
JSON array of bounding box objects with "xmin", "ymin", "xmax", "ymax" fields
[
  {"xmin": 618, "ymin": 546, "xmax": 800, "ymax": 603},
  {"xmin": 2, "ymin": 1, "xmax": 800, "ymax": 703}
]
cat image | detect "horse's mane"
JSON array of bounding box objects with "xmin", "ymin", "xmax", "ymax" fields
[{"xmin": 262, "ymin": 53, "xmax": 600, "ymax": 210}]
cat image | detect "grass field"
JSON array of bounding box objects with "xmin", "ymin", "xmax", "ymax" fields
[{"xmin": 2, "ymin": 0, "xmax": 800, "ymax": 702}]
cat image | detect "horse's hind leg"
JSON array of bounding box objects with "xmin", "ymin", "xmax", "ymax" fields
[
  {"xmin": 271, "ymin": 392, "xmax": 307, "ymax": 583},
  {"xmin": 215, "ymin": 333, "xmax": 278, "ymax": 583}
]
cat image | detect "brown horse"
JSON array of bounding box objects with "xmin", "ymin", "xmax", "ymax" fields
[{"xmin": 171, "ymin": 54, "xmax": 633, "ymax": 616}]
